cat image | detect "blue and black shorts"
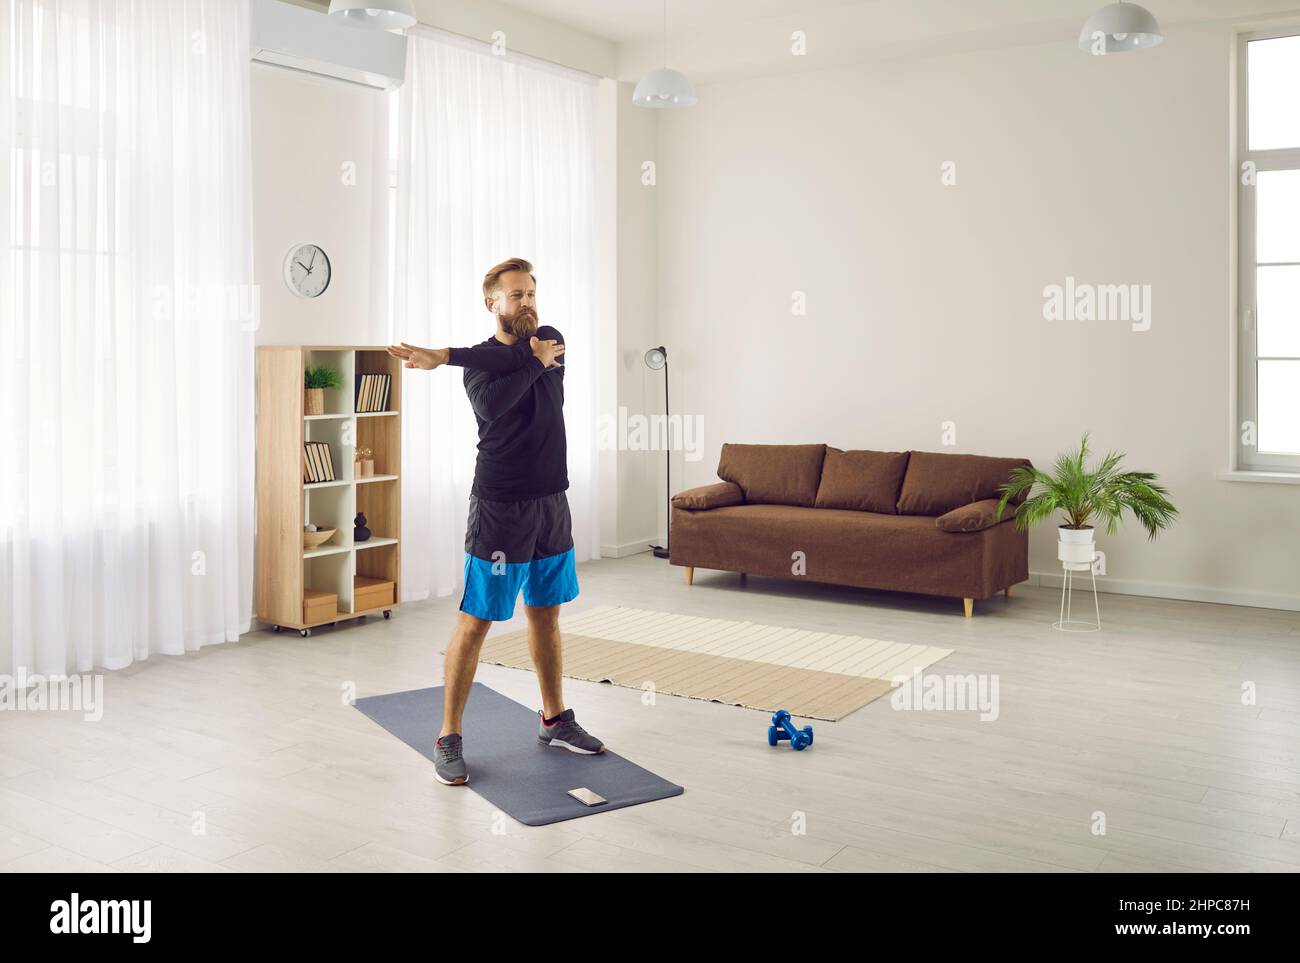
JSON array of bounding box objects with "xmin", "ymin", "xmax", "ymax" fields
[{"xmin": 460, "ymin": 491, "xmax": 580, "ymax": 622}]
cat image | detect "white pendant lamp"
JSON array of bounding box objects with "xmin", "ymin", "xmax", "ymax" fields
[
  {"xmin": 1078, "ymin": 1, "xmax": 1163, "ymax": 53},
  {"xmin": 633, "ymin": 1, "xmax": 696, "ymax": 108},
  {"xmin": 328, "ymin": 0, "xmax": 417, "ymax": 31}
]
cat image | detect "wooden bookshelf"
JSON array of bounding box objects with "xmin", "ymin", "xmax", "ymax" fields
[{"xmin": 255, "ymin": 345, "xmax": 402, "ymax": 637}]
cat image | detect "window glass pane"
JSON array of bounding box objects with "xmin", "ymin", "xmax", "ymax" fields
[
  {"xmin": 1248, "ymin": 35, "xmax": 1300, "ymax": 150},
  {"xmin": 1257, "ymin": 265, "xmax": 1300, "ymax": 357},
  {"xmin": 1257, "ymin": 360, "xmax": 1300, "ymax": 454},
  {"xmin": 1256, "ymin": 170, "xmax": 1300, "ymax": 264}
]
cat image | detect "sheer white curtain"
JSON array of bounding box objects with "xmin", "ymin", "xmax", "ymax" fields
[
  {"xmin": 0, "ymin": 0, "xmax": 255, "ymax": 674},
  {"xmin": 383, "ymin": 27, "xmax": 600, "ymax": 603}
]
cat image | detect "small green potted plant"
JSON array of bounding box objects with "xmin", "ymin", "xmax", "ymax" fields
[
  {"xmin": 996, "ymin": 433, "xmax": 1178, "ymax": 567},
  {"xmin": 304, "ymin": 365, "xmax": 341, "ymax": 416}
]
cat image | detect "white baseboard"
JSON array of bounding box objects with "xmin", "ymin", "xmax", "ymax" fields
[
  {"xmin": 600, "ymin": 537, "xmax": 659, "ymax": 559},
  {"xmin": 1029, "ymin": 570, "xmax": 1300, "ymax": 613},
  {"xmin": 589, "ymin": 551, "xmax": 1300, "ymax": 613}
]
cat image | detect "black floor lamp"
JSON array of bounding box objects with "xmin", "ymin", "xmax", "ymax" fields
[{"xmin": 644, "ymin": 345, "xmax": 670, "ymax": 559}]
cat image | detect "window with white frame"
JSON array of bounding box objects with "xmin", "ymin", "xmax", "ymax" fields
[{"xmin": 1238, "ymin": 31, "xmax": 1300, "ymax": 471}]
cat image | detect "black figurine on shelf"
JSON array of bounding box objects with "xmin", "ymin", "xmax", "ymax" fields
[{"xmin": 354, "ymin": 512, "xmax": 371, "ymax": 543}]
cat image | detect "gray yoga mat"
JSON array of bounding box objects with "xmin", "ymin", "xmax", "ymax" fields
[{"xmin": 354, "ymin": 682, "xmax": 683, "ymax": 826}]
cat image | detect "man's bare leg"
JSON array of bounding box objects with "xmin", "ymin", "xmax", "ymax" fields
[
  {"xmin": 440, "ymin": 611, "xmax": 493, "ymax": 738},
  {"xmin": 525, "ymin": 604, "xmax": 565, "ymax": 719}
]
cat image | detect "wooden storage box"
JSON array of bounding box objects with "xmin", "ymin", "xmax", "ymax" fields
[
  {"xmin": 304, "ymin": 589, "xmax": 338, "ymax": 623},
  {"xmin": 354, "ymin": 576, "xmax": 394, "ymax": 611}
]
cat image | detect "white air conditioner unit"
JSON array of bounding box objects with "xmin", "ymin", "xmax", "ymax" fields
[{"xmin": 250, "ymin": 0, "xmax": 407, "ymax": 91}]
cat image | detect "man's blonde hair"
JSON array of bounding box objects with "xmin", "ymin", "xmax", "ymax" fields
[{"xmin": 482, "ymin": 257, "xmax": 536, "ymax": 299}]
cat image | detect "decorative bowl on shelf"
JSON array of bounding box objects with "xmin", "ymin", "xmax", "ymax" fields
[{"xmin": 303, "ymin": 527, "xmax": 337, "ymax": 550}]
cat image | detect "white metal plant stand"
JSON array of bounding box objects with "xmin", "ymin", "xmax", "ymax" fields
[{"xmin": 1055, "ymin": 537, "xmax": 1101, "ymax": 632}]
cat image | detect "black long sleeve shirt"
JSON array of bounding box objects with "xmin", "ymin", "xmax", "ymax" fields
[{"xmin": 446, "ymin": 325, "xmax": 567, "ymax": 502}]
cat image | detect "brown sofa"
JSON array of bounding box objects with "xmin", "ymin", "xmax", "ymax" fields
[{"xmin": 669, "ymin": 444, "xmax": 1031, "ymax": 616}]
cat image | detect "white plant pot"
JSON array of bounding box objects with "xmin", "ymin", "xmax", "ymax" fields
[
  {"xmin": 1057, "ymin": 526, "xmax": 1096, "ymax": 571},
  {"xmin": 1055, "ymin": 525, "xmax": 1102, "ymax": 632}
]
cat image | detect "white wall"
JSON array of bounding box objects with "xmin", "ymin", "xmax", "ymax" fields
[
  {"xmin": 652, "ymin": 21, "xmax": 1300, "ymax": 607},
  {"xmin": 251, "ymin": 64, "xmax": 382, "ymax": 345}
]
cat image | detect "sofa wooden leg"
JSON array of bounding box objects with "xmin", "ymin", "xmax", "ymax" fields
[
  {"xmin": 686, "ymin": 566, "xmax": 694, "ymax": 586},
  {"xmin": 963, "ymin": 598, "xmax": 974, "ymax": 618},
  {"xmin": 1004, "ymin": 585, "xmax": 1012, "ymax": 598}
]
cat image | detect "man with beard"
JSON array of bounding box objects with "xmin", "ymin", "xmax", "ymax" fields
[{"xmin": 387, "ymin": 257, "xmax": 603, "ymax": 787}]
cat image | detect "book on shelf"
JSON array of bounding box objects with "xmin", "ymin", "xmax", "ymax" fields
[
  {"xmin": 354, "ymin": 373, "xmax": 391, "ymax": 413},
  {"xmin": 303, "ymin": 441, "xmax": 336, "ymax": 483}
]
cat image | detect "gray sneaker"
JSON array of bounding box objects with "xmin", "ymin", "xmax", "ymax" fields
[
  {"xmin": 434, "ymin": 733, "xmax": 468, "ymax": 785},
  {"xmin": 537, "ymin": 709, "xmax": 604, "ymax": 754}
]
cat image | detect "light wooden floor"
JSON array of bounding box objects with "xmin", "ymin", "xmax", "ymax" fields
[{"xmin": 2, "ymin": 554, "xmax": 1299, "ymax": 873}]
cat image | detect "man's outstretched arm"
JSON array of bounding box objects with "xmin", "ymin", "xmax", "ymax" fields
[
  {"xmin": 450, "ymin": 325, "xmax": 564, "ymax": 373},
  {"xmin": 387, "ymin": 326, "xmax": 564, "ymax": 375}
]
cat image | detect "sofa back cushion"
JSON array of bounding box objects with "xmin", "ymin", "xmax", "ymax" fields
[
  {"xmin": 813, "ymin": 448, "xmax": 910, "ymax": 514},
  {"xmin": 896, "ymin": 451, "xmax": 1032, "ymax": 516},
  {"xmin": 717, "ymin": 443, "xmax": 827, "ymax": 507}
]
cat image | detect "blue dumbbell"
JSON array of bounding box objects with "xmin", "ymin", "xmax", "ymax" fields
[{"xmin": 766, "ymin": 709, "xmax": 814, "ymax": 750}]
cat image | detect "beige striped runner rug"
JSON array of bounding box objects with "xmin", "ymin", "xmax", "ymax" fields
[{"xmin": 476, "ymin": 605, "xmax": 953, "ymax": 722}]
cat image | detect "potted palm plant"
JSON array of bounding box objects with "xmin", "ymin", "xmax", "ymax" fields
[
  {"xmin": 304, "ymin": 365, "xmax": 342, "ymax": 416},
  {"xmin": 995, "ymin": 433, "xmax": 1178, "ymax": 566}
]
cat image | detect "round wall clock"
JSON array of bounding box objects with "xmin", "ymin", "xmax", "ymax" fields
[{"xmin": 283, "ymin": 243, "xmax": 331, "ymax": 298}]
